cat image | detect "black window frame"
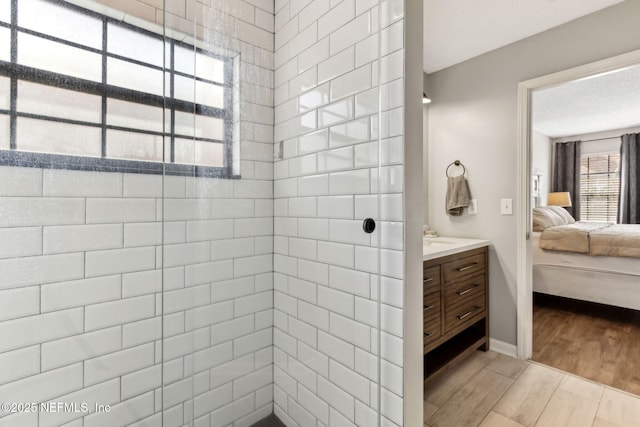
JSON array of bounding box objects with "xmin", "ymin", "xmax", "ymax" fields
[{"xmin": 0, "ymin": 0, "xmax": 238, "ymax": 178}]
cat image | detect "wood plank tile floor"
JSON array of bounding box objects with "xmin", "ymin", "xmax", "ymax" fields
[
  {"xmin": 532, "ymin": 293, "xmax": 640, "ymax": 396},
  {"xmin": 424, "ymin": 350, "xmax": 640, "ymax": 427}
]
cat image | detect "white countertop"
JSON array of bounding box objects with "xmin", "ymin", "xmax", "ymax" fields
[{"xmin": 423, "ymin": 236, "xmax": 490, "ymax": 261}]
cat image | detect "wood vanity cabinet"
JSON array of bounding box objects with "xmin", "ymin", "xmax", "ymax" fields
[{"xmin": 423, "ymin": 246, "xmax": 489, "ymax": 385}]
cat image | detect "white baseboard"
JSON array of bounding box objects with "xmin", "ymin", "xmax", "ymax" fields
[{"xmin": 490, "ymin": 338, "xmax": 518, "ymax": 358}]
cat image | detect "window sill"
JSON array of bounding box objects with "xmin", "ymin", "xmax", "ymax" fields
[{"xmin": 0, "ymin": 150, "xmax": 239, "ymax": 179}]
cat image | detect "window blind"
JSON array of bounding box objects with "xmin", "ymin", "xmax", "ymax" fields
[{"xmin": 580, "ymin": 153, "xmax": 620, "ymax": 222}]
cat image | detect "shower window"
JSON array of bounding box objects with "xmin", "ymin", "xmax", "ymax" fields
[{"xmin": 0, "ymin": 0, "xmax": 235, "ymax": 177}]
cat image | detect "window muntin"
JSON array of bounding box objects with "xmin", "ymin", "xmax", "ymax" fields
[
  {"xmin": 0, "ymin": 0, "xmax": 235, "ymax": 177},
  {"xmin": 580, "ymin": 153, "xmax": 620, "ymax": 222}
]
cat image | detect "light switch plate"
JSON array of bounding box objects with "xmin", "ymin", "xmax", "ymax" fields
[
  {"xmin": 468, "ymin": 199, "xmax": 477, "ymax": 215},
  {"xmin": 501, "ymin": 198, "xmax": 513, "ymax": 215}
]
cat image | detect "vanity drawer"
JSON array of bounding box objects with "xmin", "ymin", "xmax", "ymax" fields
[
  {"xmin": 422, "ymin": 292, "xmax": 442, "ymax": 351},
  {"xmin": 423, "ymin": 291, "xmax": 441, "ymax": 325},
  {"xmin": 423, "ymin": 291, "xmax": 441, "ymax": 347},
  {"xmin": 444, "ymin": 273, "xmax": 485, "ymax": 308},
  {"xmin": 444, "ymin": 294, "xmax": 485, "ymax": 333},
  {"xmin": 423, "ymin": 322, "xmax": 441, "ymax": 349},
  {"xmin": 443, "ymin": 252, "xmax": 485, "ymax": 284},
  {"xmin": 423, "ymin": 265, "xmax": 441, "ymax": 294}
]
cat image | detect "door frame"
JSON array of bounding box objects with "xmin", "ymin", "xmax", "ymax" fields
[{"xmin": 516, "ymin": 48, "xmax": 640, "ymax": 359}]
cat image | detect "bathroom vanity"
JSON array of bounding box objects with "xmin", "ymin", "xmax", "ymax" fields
[{"xmin": 422, "ymin": 237, "xmax": 490, "ymax": 385}]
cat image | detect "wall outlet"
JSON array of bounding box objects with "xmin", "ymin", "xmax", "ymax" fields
[
  {"xmin": 500, "ymin": 198, "xmax": 513, "ymax": 215},
  {"xmin": 468, "ymin": 199, "xmax": 477, "ymax": 215}
]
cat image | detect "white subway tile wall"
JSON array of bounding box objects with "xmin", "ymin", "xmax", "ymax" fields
[
  {"xmin": 273, "ymin": 0, "xmax": 405, "ymax": 426},
  {"xmin": 0, "ymin": 0, "xmax": 409, "ymax": 425},
  {"xmin": 0, "ymin": 0, "xmax": 274, "ymax": 427}
]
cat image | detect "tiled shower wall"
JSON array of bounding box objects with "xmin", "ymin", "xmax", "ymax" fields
[
  {"xmin": 272, "ymin": 0, "xmax": 406, "ymax": 425},
  {"xmin": 0, "ymin": 0, "xmax": 275, "ymax": 426}
]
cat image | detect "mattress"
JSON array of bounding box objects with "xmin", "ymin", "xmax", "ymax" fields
[{"xmin": 532, "ymin": 232, "xmax": 640, "ymax": 276}]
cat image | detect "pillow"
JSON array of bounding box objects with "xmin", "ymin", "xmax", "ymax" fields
[
  {"xmin": 547, "ymin": 205, "xmax": 576, "ymax": 224},
  {"xmin": 532, "ymin": 207, "xmax": 567, "ymax": 231}
]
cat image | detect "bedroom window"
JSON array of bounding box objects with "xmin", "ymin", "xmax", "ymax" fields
[
  {"xmin": 0, "ymin": 0, "xmax": 235, "ymax": 177},
  {"xmin": 580, "ymin": 153, "xmax": 620, "ymax": 222}
]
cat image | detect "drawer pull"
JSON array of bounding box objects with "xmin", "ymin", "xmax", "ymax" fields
[
  {"xmin": 457, "ymin": 284, "xmax": 479, "ymax": 296},
  {"xmin": 424, "ymin": 332, "xmax": 434, "ymax": 339},
  {"xmin": 457, "ymin": 305, "xmax": 481, "ymax": 320},
  {"xmin": 456, "ymin": 263, "xmax": 477, "ymax": 272},
  {"xmin": 423, "ymin": 277, "xmax": 434, "ymax": 283},
  {"xmin": 423, "ymin": 305, "xmax": 434, "ymax": 312}
]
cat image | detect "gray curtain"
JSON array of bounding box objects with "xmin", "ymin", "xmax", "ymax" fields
[
  {"xmin": 552, "ymin": 140, "xmax": 581, "ymax": 220},
  {"xmin": 618, "ymin": 133, "xmax": 640, "ymax": 224}
]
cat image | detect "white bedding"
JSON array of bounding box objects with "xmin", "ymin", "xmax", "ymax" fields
[
  {"xmin": 532, "ymin": 232, "xmax": 640, "ymax": 276},
  {"xmin": 590, "ymin": 224, "xmax": 640, "ymax": 258},
  {"xmin": 538, "ymin": 222, "xmax": 609, "ymax": 253}
]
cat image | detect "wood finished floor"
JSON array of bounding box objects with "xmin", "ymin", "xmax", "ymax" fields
[
  {"xmin": 532, "ymin": 293, "xmax": 640, "ymax": 396},
  {"xmin": 424, "ymin": 350, "xmax": 640, "ymax": 427}
]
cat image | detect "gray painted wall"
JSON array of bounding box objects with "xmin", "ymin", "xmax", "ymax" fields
[
  {"xmin": 424, "ymin": 0, "xmax": 640, "ymax": 345},
  {"xmin": 423, "ymin": 73, "xmax": 430, "ymax": 226}
]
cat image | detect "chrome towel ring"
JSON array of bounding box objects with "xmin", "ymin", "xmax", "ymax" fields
[{"xmin": 446, "ymin": 160, "xmax": 466, "ymax": 177}]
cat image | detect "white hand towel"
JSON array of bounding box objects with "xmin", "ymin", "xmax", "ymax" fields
[{"xmin": 446, "ymin": 175, "xmax": 471, "ymax": 216}]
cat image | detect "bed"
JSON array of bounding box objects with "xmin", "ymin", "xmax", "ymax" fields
[{"xmin": 531, "ymin": 206, "xmax": 640, "ymax": 310}]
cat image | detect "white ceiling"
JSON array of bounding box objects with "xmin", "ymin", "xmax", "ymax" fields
[
  {"xmin": 423, "ymin": 0, "xmax": 623, "ymax": 74},
  {"xmin": 532, "ymin": 64, "xmax": 640, "ymax": 138},
  {"xmin": 423, "ymin": 0, "xmax": 638, "ymax": 138}
]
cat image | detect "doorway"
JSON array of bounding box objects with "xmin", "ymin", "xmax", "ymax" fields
[{"xmin": 516, "ymin": 48, "xmax": 640, "ymax": 359}]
